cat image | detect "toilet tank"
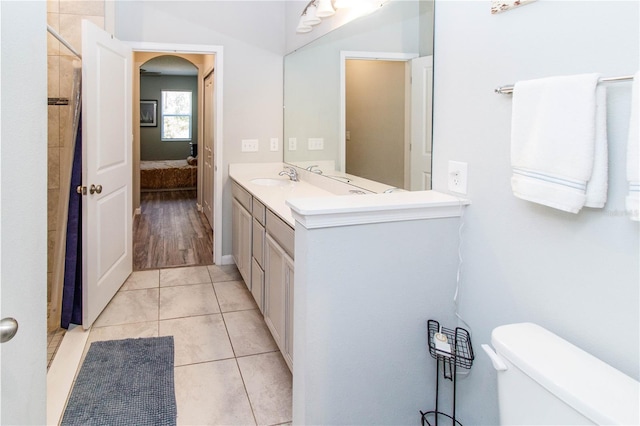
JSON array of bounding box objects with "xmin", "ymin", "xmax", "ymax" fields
[{"xmin": 491, "ymin": 323, "xmax": 639, "ymax": 425}]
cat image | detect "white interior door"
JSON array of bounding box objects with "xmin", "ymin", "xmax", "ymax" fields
[
  {"xmin": 202, "ymin": 72, "xmax": 214, "ymax": 227},
  {"xmin": 0, "ymin": 2, "xmax": 47, "ymax": 423},
  {"xmin": 410, "ymin": 55, "xmax": 433, "ymax": 190},
  {"xmin": 82, "ymin": 20, "xmax": 133, "ymax": 328}
]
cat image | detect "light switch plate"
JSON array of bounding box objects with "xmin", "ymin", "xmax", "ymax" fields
[
  {"xmin": 288, "ymin": 137, "xmax": 297, "ymax": 151},
  {"xmin": 270, "ymin": 138, "xmax": 279, "ymax": 151},
  {"xmin": 241, "ymin": 139, "xmax": 259, "ymax": 152},
  {"xmin": 448, "ymin": 160, "xmax": 468, "ymax": 194},
  {"xmin": 308, "ymin": 138, "xmax": 324, "ymax": 151}
]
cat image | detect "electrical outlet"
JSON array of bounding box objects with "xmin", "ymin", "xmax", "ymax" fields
[
  {"xmin": 288, "ymin": 137, "xmax": 297, "ymax": 151},
  {"xmin": 308, "ymin": 138, "xmax": 324, "ymax": 151},
  {"xmin": 241, "ymin": 139, "xmax": 259, "ymax": 152},
  {"xmin": 270, "ymin": 138, "xmax": 279, "ymax": 151},
  {"xmin": 448, "ymin": 161, "xmax": 468, "ymax": 194}
]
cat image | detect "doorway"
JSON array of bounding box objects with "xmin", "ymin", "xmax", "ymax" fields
[
  {"xmin": 134, "ymin": 54, "xmax": 212, "ymax": 270},
  {"xmin": 130, "ymin": 43, "xmax": 224, "ymax": 269}
]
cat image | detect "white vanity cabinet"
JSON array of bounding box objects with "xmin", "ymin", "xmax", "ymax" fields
[
  {"xmin": 230, "ymin": 177, "xmax": 296, "ymax": 371},
  {"xmin": 264, "ymin": 209, "xmax": 295, "ymax": 371},
  {"xmin": 231, "ymin": 182, "xmax": 252, "ymax": 288}
]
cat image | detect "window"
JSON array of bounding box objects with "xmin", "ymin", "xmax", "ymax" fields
[{"xmin": 161, "ymin": 90, "xmax": 192, "ymax": 141}]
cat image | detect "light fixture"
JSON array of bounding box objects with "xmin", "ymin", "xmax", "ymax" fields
[
  {"xmin": 316, "ymin": 0, "xmax": 335, "ymax": 17},
  {"xmin": 296, "ymin": 17, "xmax": 313, "ymax": 33},
  {"xmin": 296, "ymin": 0, "xmax": 387, "ymax": 35},
  {"xmin": 302, "ymin": 3, "xmax": 322, "ymax": 26}
]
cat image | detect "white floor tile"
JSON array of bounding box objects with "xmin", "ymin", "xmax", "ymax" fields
[
  {"xmin": 160, "ymin": 283, "xmax": 220, "ymax": 320},
  {"xmin": 208, "ymin": 264, "xmax": 242, "ymax": 283},
  {"xmin": 160, "ymin": 265, "xmax": 212, "ymax": 287},
  {"xmin": 87, "ymin": 321, "xmax": 159, "ymax": 345},
  {"xmin": 224, "ymin": 309, "xmax": 278, "ymax": 357},
  {"xmin": 121, "ymin": 269, "xmax": 160, "ymax": 291},
  {"xmin": 159, "ymin": 314, "xmax": 234, "ymax": 366},
  {"xmin": 93, "ymin": 288, "xmax": 158, "ymax": 327},
  {"xmin": 175, "ymin": 359, "xmax": 256, "ymax": 426},
  {"xmin": 214, "ymin": 280, "xmax": 257, "ymax": 312},
  {"xmin": 54, "ymin": 265, "xmax": 292, "ymax": 425},
  {"xmin": 237, "ymin": 352, "xmax": 293, "ymax": 426}
]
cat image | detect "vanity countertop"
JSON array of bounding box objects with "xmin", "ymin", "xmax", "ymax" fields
[
  {"xmin": 229, "ymin": 163, "xmax": 337, "ymax": 227},
  {"xmin": 229, "ymin": 163, "xmax": 470, "ymax": 229}
]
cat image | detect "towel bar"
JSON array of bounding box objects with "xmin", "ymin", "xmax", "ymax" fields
[{"xmin": 495, "ymin": 74, "xmax": 635, "ymax": 95}]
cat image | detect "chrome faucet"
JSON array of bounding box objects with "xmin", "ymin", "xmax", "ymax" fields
[
  {"xmin": 383, "ymin": 187, "xmax": 406, "ymax": 193},
  {"xmin": 279, "ymin": 166, "xmax": 299, "ymax": 182},
  {"xmin": 305, "ymin": 165, "xmax": 323, "ymax": 175}
]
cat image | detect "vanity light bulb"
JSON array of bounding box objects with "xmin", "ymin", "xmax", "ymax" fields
[
  {"xmin": 350, "ymin": 0, "xmax": 377, "ymax": 16},
  {"xmin": 296, "ymin": 16, "xmax": 313, "ymax": 33},
  {"xmin": 334, "ymin": 0, "xmax": 353, "ymax": 8},
  {"xmin": 316, "ymin": 0, "xmax": 336, "ymax": 17}
]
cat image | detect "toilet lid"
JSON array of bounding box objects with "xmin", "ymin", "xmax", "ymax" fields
[{"xmin": 492, "ymin": 323, "xmax": 640, "ymax": 426}]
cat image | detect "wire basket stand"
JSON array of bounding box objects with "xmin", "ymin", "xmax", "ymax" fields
[{"xmin": 420, "ymin": 319, "xmax": 474, "ymax": 426}]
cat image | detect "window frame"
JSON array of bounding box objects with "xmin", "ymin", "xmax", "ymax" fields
[{"xmin": 160, "ymin": 90, "xmax": 193, "ymax": 142}]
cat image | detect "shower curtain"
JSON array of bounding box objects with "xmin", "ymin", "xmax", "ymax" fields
[
  {"xmin": 50, "ymin": 62, "xmax": 83, "ymax": 330},
  {"xmin": 60, "ymin": 112, "xmax": 82, "ymax": 329}
]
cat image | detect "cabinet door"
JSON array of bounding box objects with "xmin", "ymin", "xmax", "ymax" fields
[
  {"xmin": 251, "ymin": 258, "xmax": 264, "ymax": 313},
  {"xmin": 232, "ymin": 198, "xmax": 241, "ymax": 267},
  {"xmin": 265, "ymin": 233, "xmax": 286, "ymax": 353},
  {"xmin": 284, "ymin": 253, "xmax": 294, "ymax": 369},
  {"xmin": 232, "ymin": 198, "xmax": 252, "ymax": 288}
]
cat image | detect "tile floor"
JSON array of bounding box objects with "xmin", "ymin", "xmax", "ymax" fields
[{"xmin": 78, "ymin": 264, "xmax": 292, "ymax": 426}]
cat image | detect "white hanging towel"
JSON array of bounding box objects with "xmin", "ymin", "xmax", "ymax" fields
[
  {"xmin": 510, "ymin": 73, "xmax": 606, "ymax": 213},
  {"xmin": 626, "ymin": 71, "xmax": 640, "ymax": 221}
]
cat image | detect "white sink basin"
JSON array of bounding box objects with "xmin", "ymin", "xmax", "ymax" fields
[{"xmin": 250, "ymin": 178, "xmax": 292, "ymax": 187}]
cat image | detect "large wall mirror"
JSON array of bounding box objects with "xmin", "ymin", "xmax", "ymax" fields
[{"xmin": 283, "ymin": 0, "xmax": 434, "ymax": 192}]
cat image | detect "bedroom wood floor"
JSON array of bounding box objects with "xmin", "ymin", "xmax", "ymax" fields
[{"xmin": 133, "ymin": 190, "xmax": 213, "ymax": 271}]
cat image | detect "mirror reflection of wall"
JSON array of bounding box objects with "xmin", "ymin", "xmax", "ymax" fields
[{"xmin": 283, "ymin": 0, "xmax": 434, "ymax": 192}]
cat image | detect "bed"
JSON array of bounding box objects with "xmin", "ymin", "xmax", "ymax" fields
[{"xmin": 140, "ymin": 159, "xmax": 197, "ymax": 191}]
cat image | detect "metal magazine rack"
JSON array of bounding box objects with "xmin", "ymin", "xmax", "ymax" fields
[{"xmin": 420, "ymin": 319, "xmax": 474, "ymax": 426}]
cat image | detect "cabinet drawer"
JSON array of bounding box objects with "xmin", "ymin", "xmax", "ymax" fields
[
  {"xmin": 232, "ymin": 181, "xmax": 252, "ymax": 212},
  {"xmin": 251, "ymin": 258, "xmax": 264, "ymax": 313},
  {"xmin": 266, "ymin": 209, "xmax": 294, "ymax": 259},
  {"xmin": 252, "ymin": 218, "xmax": 265, "ymax": 267},
  {"xmin": 252, "ymin": 198, "xmax": 266, "ymax": 226}
]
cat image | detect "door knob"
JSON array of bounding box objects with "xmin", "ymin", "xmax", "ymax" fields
[
  {"xmin": 89, "ymin": 184, "xmax": 102, "ymax": 194},
  {"xmin": 0, "ymin": 318, "xmax": 18, "ymax": 343}
]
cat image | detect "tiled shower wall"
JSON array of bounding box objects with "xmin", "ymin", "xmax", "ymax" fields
[{"xmin": 47, "ymin": 1, "xmax": 104, "ymax": 317}]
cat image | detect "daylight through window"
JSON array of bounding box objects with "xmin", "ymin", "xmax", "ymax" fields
[{"xmin": 161, "ymin": 90, "xmax": 192, "ymax": 141}]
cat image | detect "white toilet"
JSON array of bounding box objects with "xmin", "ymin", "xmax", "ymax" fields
[{"xmin": 483, "ymin": 323, "xmax": 639, "ymax": 425}]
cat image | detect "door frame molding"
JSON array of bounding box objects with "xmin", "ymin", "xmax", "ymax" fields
[{"xmin": 127, "ymin": 41, "xmax": 224, "ymax": 265}]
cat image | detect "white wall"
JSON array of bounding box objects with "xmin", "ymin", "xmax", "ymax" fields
[
  {"xmin": 432, "ymin": 1, "xmax": 639, "ymax": 423},
  {"xmin": 115, "ymin": 1, "xmax": 286, "ymax": 257}
]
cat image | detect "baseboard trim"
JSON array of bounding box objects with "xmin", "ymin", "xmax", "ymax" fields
[{"xmin": 220, "ymin": 254, "xmax": 234, "ymax": 266}]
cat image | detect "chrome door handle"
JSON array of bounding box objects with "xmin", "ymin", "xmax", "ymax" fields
[
  {"xmin": 89, "ymin": 184, "xmax": 102, "ymax": 194},
  {"xmin": 1, "ymin": 318, "xmax": 18, "ymax": 343}
]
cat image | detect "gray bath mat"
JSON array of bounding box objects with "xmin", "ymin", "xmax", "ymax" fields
[{"xmin": 61, "ymin": 336, "xmax": 177, "ymax": 426}]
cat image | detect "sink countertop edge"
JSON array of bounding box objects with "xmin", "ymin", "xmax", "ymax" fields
[{"xmin": 286, "ymin": 191, "xmax": 470, "ymax": 229}]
